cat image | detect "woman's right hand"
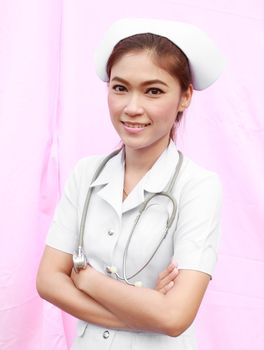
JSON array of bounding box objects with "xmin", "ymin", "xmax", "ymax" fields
[{"xmin": 155, "ymin": 262, "xmax": 179, "ymax": 295}]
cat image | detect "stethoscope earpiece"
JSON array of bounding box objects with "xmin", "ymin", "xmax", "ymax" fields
[
  {"xmin": 134, "ymin": 281, "xmax": 143, "ymax": 287},
  {"xmin": 106, "ymin": 265, "xmax": 143, "ymax": 287}
]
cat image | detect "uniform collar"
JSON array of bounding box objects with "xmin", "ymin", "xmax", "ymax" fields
[
  {"xmin": 122, "ymin": 141, "xmax": 179, "ymax": 213},
  {"xmin": 89, "ymin": 141, "xmax": 180, "ymax": 215},
  {"xmin": 89, "ymin": 148, "xmax": 124, "ymax": 188},
  {"xmin": 142, "ymin": 141, "xmax": 179, "ymax": 194},
  {"xmin": 89, "ymin": 148, "xmax": 125, "ymax": 218}
]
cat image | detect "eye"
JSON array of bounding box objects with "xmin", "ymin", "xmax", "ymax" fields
[
  {"xmin": 112, "ymin": 84, "xmax": 127, "ymax": 93},
  {"xmin": 146, "ymin": 87, "xmax": 164, "ymax": 95}
]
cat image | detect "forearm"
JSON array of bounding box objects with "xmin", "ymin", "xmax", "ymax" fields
[
  {"xmin": 76, "ymin": 270, "xmax": 172, "ymax": 334},
  {"xmin": 75, "ymin": 268, "xmax": 210, "ymax": 337},
  {"xmin": 36, "ymin": 271, "xmax": 130, "ymax": 330}
]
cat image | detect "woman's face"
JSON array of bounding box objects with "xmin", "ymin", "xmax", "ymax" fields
[{"xmin": 108, "ymin": 50, "xmax": 192, "ymax": 153}]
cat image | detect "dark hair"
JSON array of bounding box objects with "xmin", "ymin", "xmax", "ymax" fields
[{"xmin": 106, "ymin": 33, "xmax": 192, "ymax": 138}]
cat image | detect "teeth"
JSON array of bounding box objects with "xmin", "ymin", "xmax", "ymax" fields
[{"xmin": 124, "ymin": 122, "xmax": 149, "ymax": 128}]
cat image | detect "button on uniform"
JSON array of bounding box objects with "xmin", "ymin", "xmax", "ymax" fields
[
  {"xmin": 103, "ymin": 330, "xmax": 110, "ymax": 339},
  {"xmin": 107, "ymin": 229, "xmax": 115, "ymax": 236}
]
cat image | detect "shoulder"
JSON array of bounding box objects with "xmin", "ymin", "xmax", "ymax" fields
[
  {"xmin": 181, "ymin": 155, "xmax": 221, "ymax": 184},
  {"xmin": 167, "ymin": 142, "xmax": 222, "ymax": 196},
  {"xmin": 73, "ymin": 154, "xmax": 106, "ymax": 177},
  {"xmin": 63, "ymin": 154, "xmax": 106, "ymax": 192},
  {"xmin": 178, "ymin": 154, "xmax": 222, "ymax": 201}
]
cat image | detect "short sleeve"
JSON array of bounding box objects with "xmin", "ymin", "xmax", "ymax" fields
[
  {"xmin": 45, "ymin": 159, "xmax": 84, "ymax": 254},
  {"xmin": 173, "ymin": 172, "xmax": 222, "ymax": 278}
]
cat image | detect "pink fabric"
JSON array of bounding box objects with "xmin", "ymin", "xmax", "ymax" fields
[{"xmin": 0, "ymin": 0, "xmax": 263, "ymax": 349}]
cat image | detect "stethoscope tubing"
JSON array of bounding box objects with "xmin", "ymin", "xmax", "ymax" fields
[
  {"xmin": 78, "ymin": 148, "xmax": 122, "ymax": 248},
  {"xmin": 73, "ymin": 147, "xmax": 183, "ymax": 286}
]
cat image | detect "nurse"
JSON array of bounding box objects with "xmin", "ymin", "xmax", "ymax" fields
[{"xmin": 37, "ymin": 18, "xmax": 224, "ymax": 349}]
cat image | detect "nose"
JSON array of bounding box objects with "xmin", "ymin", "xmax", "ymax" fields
[{"xmin": 124, "ymin": 94, "xmax": 144, "ymax": 116}]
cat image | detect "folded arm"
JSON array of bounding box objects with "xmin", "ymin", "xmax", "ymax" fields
[
  {"xmin": 71, "ymin": 264, "xmax": 210, "ymax": 336},
  {"xmin": 36, "ymin": 246, "xmax": 130, "ymax": 330},
  {"xmin": 36, "ymin": 246, "xmax": 178, "ymax": 331}
]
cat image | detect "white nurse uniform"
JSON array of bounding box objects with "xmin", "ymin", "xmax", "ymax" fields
[{"xmin": 46, "ymin": 140, "xmax": 222, "ymax": 350}]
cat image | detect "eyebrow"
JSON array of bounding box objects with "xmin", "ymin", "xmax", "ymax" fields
[{"xmin": 110, "ymin": 76, "xmax": 168, "ymax": 87}]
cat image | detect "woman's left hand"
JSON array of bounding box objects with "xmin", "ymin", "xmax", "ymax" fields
[{"xmin": 155, "ymin": 262, "xmax": 179, "ymax": 295}]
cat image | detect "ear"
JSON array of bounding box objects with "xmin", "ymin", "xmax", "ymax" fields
[{"xmin": 179, "ymin": 84, "xmax": 193, "ymax": 112}]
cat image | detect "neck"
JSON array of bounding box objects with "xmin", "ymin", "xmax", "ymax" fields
[{"xmin": 124, "ymin": 138, "xmax": 171, "ymax": 174}]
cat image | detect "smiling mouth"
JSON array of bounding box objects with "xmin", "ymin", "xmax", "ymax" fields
[{"xmin": 122, "ymin": 121, "xmax": 151, "ymax": 128}]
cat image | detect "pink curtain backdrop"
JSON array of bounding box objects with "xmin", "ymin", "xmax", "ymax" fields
[{"xmin": 0, "ymin": 0, "xmax": 263, "ymax": 349}]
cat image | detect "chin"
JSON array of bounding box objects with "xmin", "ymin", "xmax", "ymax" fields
[
  {"xmin": 121, "ymin": 138, "xmax": 146, "ymax": 150},
  {"xmin": 122, "ymin": 140, "xmax": 156, "ymax": 152},
  {"xmin": 120, "ymin": 132, "xmax": 171, "ymax": 153}
]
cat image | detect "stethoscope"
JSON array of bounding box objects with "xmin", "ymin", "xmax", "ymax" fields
[{"xmin": 73, "ymin": 147, "xmax": 183, "ymax": 287}]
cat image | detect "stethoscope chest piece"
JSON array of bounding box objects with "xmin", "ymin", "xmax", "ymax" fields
[{"xmin": 73, "ymin": 246, "xmax": 87, "ymax": 272}]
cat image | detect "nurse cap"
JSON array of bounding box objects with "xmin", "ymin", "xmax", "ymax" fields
[{"xmin": 95, "ymin": 18, "xmax": 225, "ymax": 91}]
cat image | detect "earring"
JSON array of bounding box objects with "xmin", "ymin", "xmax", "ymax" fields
[{"xmin": 180, "ymin": 104, "xmax": 185, "ymax": 111}]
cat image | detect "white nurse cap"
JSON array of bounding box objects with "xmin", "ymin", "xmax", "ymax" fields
[{"xmin": 95, "ymin": 18, "xmax": 225, "ymax": 91}]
